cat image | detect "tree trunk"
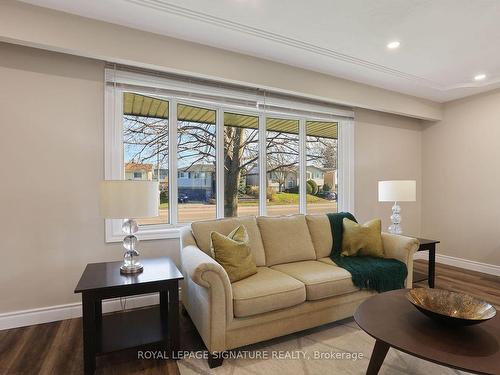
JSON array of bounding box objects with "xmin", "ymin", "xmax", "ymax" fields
[
  {"xmin": 224, "ymin": 169, "xmax": 240, "ymax": 217},
  {"xmin": 224, "ymin": 128, "xmax": 244, "ymax": 217}
]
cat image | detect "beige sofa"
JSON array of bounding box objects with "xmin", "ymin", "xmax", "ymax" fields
[{"xmin": 180, "ymin": 214, "xmax": 419, "ymax": 367}]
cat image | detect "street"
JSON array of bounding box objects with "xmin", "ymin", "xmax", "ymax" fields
[{"xmin": 138, "ymin": 202, "xmax": 337, "ymax": 225}]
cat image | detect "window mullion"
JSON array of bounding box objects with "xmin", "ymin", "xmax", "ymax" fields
[
  {"xmin": 299, "ymin": 118, "xmax": 307, "ymax": 214},
  {"xmin": 258, "ymin": 114, "xmax": 267, "ymax": 216},
  {"xmin": 337, "ymin": 119, "xmax": 355, "ymax": 213},
  {"xmin": 169, "ymin": 99, "xmax": 178, "ymax": 225},
  {"xmin": 216, "ymin": 109, "xmax": 224, "ymax": 218}
]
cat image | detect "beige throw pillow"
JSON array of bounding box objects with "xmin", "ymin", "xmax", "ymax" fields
[
  {"xmin": 211, "ymin": 225, "xmax": 257, "ymax": 283},
  {"xmin": 341, "ymin": 218, "xmax": 384, "ymax": 257}
]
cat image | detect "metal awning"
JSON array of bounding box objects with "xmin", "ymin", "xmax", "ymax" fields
[
  {"xmin": 224, "ymin": 112, "xmax": 258, "ymax": 129},
  {"xmin": 178, "ymin": 104, "xmax": 216, "ymax": 124},
  {"xmin": 123, "ymin": 92, "xmax": 169, "ymax": 119},
  {"xmin": 123, "ymin": 92, "xmax": 337, "ymax": 139},
  {"xmin": 306, "ymin": 121, "xmax": 337, "ymax": 139}
]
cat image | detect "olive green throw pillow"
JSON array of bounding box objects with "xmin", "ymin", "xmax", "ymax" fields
[
  {"xmin": 210, "ymin": 225, "xmax": 257, "ymax": 283},
  {"xmin": 341, "ymin": 218, "xmax": 384, "ymax": 257}
]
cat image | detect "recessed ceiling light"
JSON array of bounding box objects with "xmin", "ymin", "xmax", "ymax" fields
[
  {"xmin": 474, "ymin": 74, "xmax": 486, "ymax": 81},
  {"xmin": 387, "ymin": 41, "xmax": 400, "ymax": 49}
]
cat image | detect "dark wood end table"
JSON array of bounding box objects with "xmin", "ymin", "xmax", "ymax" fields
[
  {"xmin": 413, "ymin": 237, "xmax": 439, "ymax": 288},
  {"xmin": 74, "ymin": 257, "xmax": 183, "ymax": 375},
  {"xmin": 355, "ymin": 289, "xmax": 500, "ymax": 375}
]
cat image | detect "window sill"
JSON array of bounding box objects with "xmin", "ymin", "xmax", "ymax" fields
[{"xmin": 105, "ymin": 222, "xmax": 186, "ymax": 243}]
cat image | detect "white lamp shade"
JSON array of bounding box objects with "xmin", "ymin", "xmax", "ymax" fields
[
  {"xmin": 100, "ymin": 180, "xmax": 159, "ymax": 219},
  {"xmin": 378, "ymin": 180, "xmax": 416, "ymax": 202}
]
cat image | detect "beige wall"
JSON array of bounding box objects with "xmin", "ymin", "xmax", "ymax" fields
[
  {"xmin": 354, "ymin": 109, "xmax": 422, "ymax": 235},
  {"xmin": 0, "ymin": 43, "xmax": 180, "ymax": 314},
  {"xmin": 0, "ymin": 0, "xmax": 442, "ymax": 121},
  {"xmin": 1, "ymin": 3, "xmax": 497, "ymax": 318},
  {"xmin": 0, "ymin": 43, "xmax": 427, "ymax": 315},
  {"xmin": 422, "ymin": 90, "xmax": 500, "ymax": 266}
]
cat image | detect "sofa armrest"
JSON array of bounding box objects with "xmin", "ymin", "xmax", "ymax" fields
[
  {"xmin": 182, "ymin": 244, "xmax": 233, "ymax": 296},
  {"xmin": 179, "ymin": 227, "xmax": 232, "ymax": 352},
  {"xmin": 382, "ymin": 233, "xmax": 419, "ymax": 287}
]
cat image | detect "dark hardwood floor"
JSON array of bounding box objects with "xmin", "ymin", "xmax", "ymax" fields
[
  {"xmin": 0, "ymin": 306, "xmax": 203, "ymax": 375},
  {"xmin": 1, "ymin": 260, "xmax": 498, "ymax": 375},
  {"xmin": 413, "ymin": 260, "xmax": 500, "ymax": 308}
]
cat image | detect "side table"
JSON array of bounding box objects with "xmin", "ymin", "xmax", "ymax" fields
[
  {"xmin": 74, "ymin": 257, "xmax": 183, "ymax": 375},
  {"xmin": 413, "ymin": 238, "xmax": 439, "ymax": 288}
]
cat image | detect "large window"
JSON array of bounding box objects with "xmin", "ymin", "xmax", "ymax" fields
[{"xmin": 105, "ymin": 69, "xmax": 353, "ymax": 241}]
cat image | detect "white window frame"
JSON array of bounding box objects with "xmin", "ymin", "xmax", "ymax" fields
[{"xmin": 104, "ymin": 73, "xmax": 354, "ymax": 242}]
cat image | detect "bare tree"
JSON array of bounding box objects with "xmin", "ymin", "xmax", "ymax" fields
[
  {"xmin": 224, "ymin": 126, "xmax": 258, "ymax": 216},
  {"xmin": 306, "ymin": 136, "xmax": 337, "ymax": 169},
  {"xmin": 124, "ymin": 116, "xmax": 168, "ymax": 166},
  {"xmin": 267, "ymin": 151, "xmax": 298, "ymax": 192},
  {"xmin": 124, "ymin": 116, "xmax": 336, "ymax": 216}
]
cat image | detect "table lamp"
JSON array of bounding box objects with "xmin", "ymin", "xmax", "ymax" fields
[
  {"xmin": 378, "ymin": 180, "xmax": 416, "ymax": 234},
  {"xmin": 100, "ymin": 180, "xmax": 159, "ymax": 274}
]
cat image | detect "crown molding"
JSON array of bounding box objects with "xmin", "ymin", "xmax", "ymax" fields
[
  {"xmin": 125, "ymin": 0, "xmax": 443, "ymax": 88},
  {"xmin": 124, "ymin": 0, "xmax": 498, "ymax": 92}
]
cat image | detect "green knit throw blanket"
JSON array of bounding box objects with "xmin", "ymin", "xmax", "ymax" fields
[{"xmin": 327, "ymin": 212, "xmax": 407, "ymax": 293}]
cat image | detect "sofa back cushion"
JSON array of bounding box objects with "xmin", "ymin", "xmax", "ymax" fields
[
  {"xmin": 191, "ymin": 216, "xmax": 266, "ymax": 266},
  {"xmin": 257, "ymin": 215, "xmax": 316, "ymax": 266},
  {"xmin": 306, "ymin": 214, "xmax": 333, "ymax": 259}
]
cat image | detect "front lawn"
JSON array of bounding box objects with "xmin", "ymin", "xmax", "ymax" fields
[
  {"xmin": 239, "ymin": 193, "xmax": 330, "ymax": 206},
  {"xmin": 269, "ymin": 192, "xmax": 331, "ymax": 205},
  {"xmin": 158, "ymin": 192, "xmax": 331, "ymax": 209}
]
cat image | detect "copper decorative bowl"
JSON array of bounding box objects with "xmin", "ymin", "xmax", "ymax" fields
[{"xmin": 407, "ymin": 288, "xmax": 496, "ymax": 326}]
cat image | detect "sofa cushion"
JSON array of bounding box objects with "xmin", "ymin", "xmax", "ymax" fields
[
  {"xmin": 306, "ymin": 214, "xmax": 333, "ymax": 258},
  {"xmin": 271, "ymin": 260, "xmax": 359, "ymax": 301},
  {"xmin": 257, "ymin": 215, "xmax": 316, "ymax": 266},
  {"xmin": 231, "ymin": 267, "xmax": 306, "ymax": 317},
  {"xmin": 191, "ymin": 217, "xmax": 266, "ymax": 266}
]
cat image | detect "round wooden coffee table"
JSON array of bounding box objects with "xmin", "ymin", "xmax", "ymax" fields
[{"xmin": 354, "ymin": 289, "xmax": 499, "ymax": 375}]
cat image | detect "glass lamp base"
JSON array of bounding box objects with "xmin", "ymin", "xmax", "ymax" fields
[
  {"xmin": 120, "ymin": 263, "xmax": 143, "ymax": 274},
  {"xmin": 388, "ymin": 201, "xmax": 403, "ymax": 234},
  {"xmin": 388, "ymin": 224, "xmax": 403, "ymax": 235},
  {"xmin": 120, "ymin": 218, "xmax": 144, "ymax": 275}
]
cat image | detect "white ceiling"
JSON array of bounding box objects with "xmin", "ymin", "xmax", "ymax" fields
[{"xmin": 21, "ymin": 0, "xmax": 500, "ymax": 102}]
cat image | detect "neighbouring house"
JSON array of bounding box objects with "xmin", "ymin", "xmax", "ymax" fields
[
  {"xmin": 178, "ymin": 164, "xmax": 216, "ymax": 202},
  {"xmin": 323, "ymin": 168, "xmax": 338, "ymax": 189},
  {"xmin": 125, "ymin": 163, "xmax": 215, "ymax": 200},
  {"xmin": 247, "ymin": 165, "xmax": 337, "ymax": 192},
  {"xmin": 246, "ymin": 167, "xmax": 297, "ymax": 191},
  {"xmin": 153, "ymin": 168, "xmax": 169, "ymax": 192},
  {"xmin": 153, "ymin": 168, "xmax": 169, "ymax": 182},
  {"xmin": 239, "ymin": 167, "xmax": 259, "ymax": 190},
  {"xmin": 306, "ymin": 165, "xmax": 326, "ymax": 187},
  {"xmin": 124, "ymin": 162, "xmax": 153, "ymax": 181}
]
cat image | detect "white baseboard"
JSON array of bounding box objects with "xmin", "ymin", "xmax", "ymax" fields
[
  {"xmin": 414, "ymin": 253, "xmax": 500, "ymax": 277},
  {"xmin": 0, "ymin": 291, "xmax": 183, "ymax": 331}
]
